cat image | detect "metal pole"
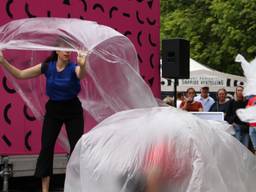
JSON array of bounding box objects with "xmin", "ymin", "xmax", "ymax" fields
[
  {"xmin": 174, "ymin": 78, "xmax": 178, "ymax": 107},
  {"xmin": 1, "ymin": 157, "xmax": 11, "ymax": 192}
]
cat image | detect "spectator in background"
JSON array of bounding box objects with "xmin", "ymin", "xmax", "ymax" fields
[
  {"xmin": 194, "ymin": 86, "xmax": 215, "ymax": 112},
  {"xmin": 209, "ymin": 88, "xmax": 230, "ymax": 121},
  {"xmin": 180, "ymin": 87, "xmax": 203, "ymax": 112},
  {"xmin": 226, "ymin": 86, "xmax": 249, "ymax": 148}
]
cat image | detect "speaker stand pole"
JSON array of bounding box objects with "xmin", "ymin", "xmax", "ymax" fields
[{"xmin": 174, "ymin": 78, "xmax": 178, "ymax": 107}]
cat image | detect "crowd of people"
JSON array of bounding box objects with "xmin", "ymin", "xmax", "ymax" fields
[{"xmin": 163, "ymin": 85, "xmax": 256, "ymax": 153}]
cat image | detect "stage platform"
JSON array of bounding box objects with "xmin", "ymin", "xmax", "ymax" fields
[
  {"xmin": 0, "ymin": 174, "xmax": 65, "ymax": 192},
  {"xmin": 0, "ymin": 154, "xmax": 67, "ymax": 192}
]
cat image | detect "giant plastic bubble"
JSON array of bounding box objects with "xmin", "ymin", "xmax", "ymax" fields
[
  {"xmin": 65, "ymin": 107, "xmax": 256, "ymax": 192},
  {"xmin": 0, "ymin": 17, "xmax": 158, "ymax": 123}
]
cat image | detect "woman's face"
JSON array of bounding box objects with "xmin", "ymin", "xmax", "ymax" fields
[
  {"xmin": 217, "ymin": 90, "xmax": 226, "ymax": 102},
  {"xmin": 236, "ymin": 87, "xmax": 244, "ymax": 99},
  {"xmin": 56, "ymin": 50, "xmax": 71, "ymax": 62},
  {"xmin": 186, "ymin": 89, "xmax": 195, "ymax": 100}
]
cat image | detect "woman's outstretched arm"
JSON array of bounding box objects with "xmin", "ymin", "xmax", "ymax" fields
[{"xmin": 0, "ymin": 51, "xmax": 42, "ymax": 79}]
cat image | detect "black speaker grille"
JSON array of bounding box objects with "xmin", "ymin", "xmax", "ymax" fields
[{"xmin": 162, "ymin": 39, "xmax": 190, "ymax": 79}]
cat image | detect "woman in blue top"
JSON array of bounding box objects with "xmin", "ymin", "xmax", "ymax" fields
[{"xmin": 0, "ymin": 48, "xmax": 87, "ymax": 192}]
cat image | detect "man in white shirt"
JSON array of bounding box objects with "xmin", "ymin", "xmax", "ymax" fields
[{"xmin": 194, "ymin": 86, "xmax": 215, "ymax": 112}]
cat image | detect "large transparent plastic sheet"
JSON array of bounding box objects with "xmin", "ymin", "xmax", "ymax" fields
[
  {"xmin": 65, "ymin": 107, "xmax": 256, "ymax": 192},
  {"xmin": 237, "ymin": 105, "xmax": 256, "ymax": 123},
  {"xmin": 0, "ymin": 17, "xmax": 158, "ymax": 152},
  {"xmin": 0, "ymin": 17, "xmax": 158, "ymax": 122},
  {"xmin": 235, "ymin": 54, "xmax": 256, "ymax": 97}
]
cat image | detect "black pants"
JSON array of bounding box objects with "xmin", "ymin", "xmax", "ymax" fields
[{"xmin": 35, "ymin": 97, "xmax": 84, "ymax": 177}]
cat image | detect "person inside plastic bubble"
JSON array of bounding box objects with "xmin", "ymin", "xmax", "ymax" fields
[
  {"xmin": 0, "ymin": 39, "xmax": 87, "ymax": 192},
  {"xmin": 65, "ymin": 107, "xmax": 256, "ymax": 192},
  {"xmin": 1, "ymin": 18, "xmax": 256, "ymax": 192}
]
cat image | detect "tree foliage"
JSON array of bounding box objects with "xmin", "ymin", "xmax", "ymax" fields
[{"xmin": 161, "ymin": 0, "xmax": 256, "ymax": 75}]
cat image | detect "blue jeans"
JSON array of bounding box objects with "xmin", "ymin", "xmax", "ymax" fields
[
  {"xmin": 234, "ymin": 124, "xmax": 250, "ymax": 148},
  {"xmin": 249, "ymin": 127, "xmax": 256, "ymax": 150}
]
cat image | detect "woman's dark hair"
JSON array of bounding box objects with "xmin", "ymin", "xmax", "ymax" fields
[{"xmin": 43, "ymin": 51, "xmax": 58, "ymax": 64}]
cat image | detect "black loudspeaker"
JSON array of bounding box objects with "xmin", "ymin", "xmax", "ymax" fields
[{"xmin": 162, "ymin": 39, "xmax": 190, "ymax": 79}]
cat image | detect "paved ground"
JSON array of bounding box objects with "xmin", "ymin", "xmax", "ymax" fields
[{"xmin": 0, "ymin": 174, "xmax": 65, "ymax": 192}]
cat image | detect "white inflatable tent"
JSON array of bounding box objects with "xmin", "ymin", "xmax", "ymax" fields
[{"xmin": 161, "ymin": 58, "xmax": 246, "ymax": 93}]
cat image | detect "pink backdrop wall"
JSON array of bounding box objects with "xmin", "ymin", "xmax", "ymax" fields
[{"xmin": 0, "ymin": 0, "xmax": 160, "ymax": 155}]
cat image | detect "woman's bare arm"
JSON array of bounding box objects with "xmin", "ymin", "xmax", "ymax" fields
[{"xmin": 0, "ymin": 51, "xmax": 42, "ymax": 79}]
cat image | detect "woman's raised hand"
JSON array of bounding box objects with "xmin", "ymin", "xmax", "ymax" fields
[{"xmin": 77, "ymin": 50, "xmax": 88, "ymax": 68}]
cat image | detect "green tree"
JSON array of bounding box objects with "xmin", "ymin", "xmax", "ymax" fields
[{"xmin": 161, "ymin": 0, "xmax": 256, "ymax": 75}]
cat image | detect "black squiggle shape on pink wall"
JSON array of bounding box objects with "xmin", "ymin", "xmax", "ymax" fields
[
  {"xmin": 124, "ymin": 31, "xmax": 132, "ymax": 36},
  {"xmin": 109, "ymin": 6, "xmax": 118, "ymax": 18},
  {"xmin": 25, "ymin": 3, "xmax": 37, "ymax": 18},
  {"xmin": 147, "ymin": 18, "xmax": 156, "ymax": 25},
  {"xmin": 148, "ymin": 77, "xmax": 154, "ymax": 87},
  {"xmin": 2, "ymin": 76, "xmax": 16, "ymax": 94},
  {"xmin": 4, "ymin": 103, "xmax": 12, "ymax": 125},
  {"xmin": 93, "ymin": 3, "xmax": 105, "ymax": 13},
  {"xmin": 23, "ymin": 105, "xmax": 36, "ymax": 121},
  {"xmin": 25, "ymin": 131, "xmax": 32, "ymax": 151},
  {"xmin": 80, "ymin": 0, "xmax": 87, "ymax": 12},
  {"xmin": 136, "ymin": 11, "xmax": 144, "ymax": 24},
  {"xmin": 6, "ymin": 0, "xmax": 14, "ymax": 18},
  {"xmin": 147, "ymin": 0, "xmax": 154, "ymax": 9},
  {"xmin": 122, "ymin": 13, "xmax": 130, "ymax": 18},
  {"xmin": 2, "ymin": 135, "xmax": 12, "ymax": 147},
  {"xmin": 150, "ymin": 53, "xmax": 155, "ymax": 68},
  {"xmin": 137, "ymin": 31, "xmax": 143, "ymax": 47},
  {"xmin": 148, "ymin": 33, "xmax": 157, "ymax": 47},
  {"xmin": 63, "ymin": 0, "xmax": 70, "ymax": 5},
  {"xmin": 137, "ymin": 54, "xmax": 143, "ymax": 63},
  {"xmin": 47, "ymin": 11, "xmax": 51, "ymax": 17}
]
